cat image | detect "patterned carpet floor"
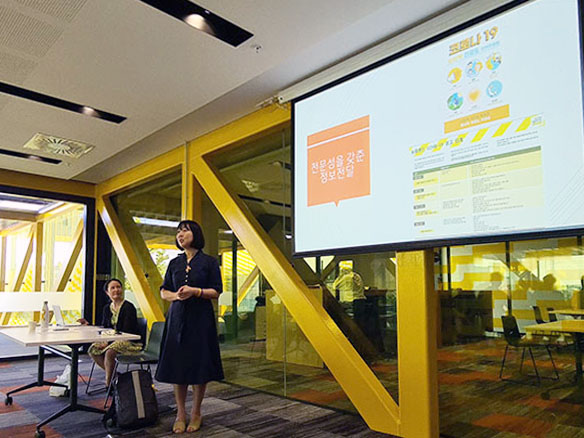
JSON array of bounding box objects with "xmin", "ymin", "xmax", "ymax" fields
[
  {"xmin": 4, "ymin": 337, "xmax": 584, "ymax": 437},
  {"xmin": 0, "ymin": 355, "xmax": 390, "ymax": 438}
]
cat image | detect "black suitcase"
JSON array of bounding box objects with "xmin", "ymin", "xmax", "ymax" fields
[{"xmin": 104, "ymin": 369, "xmax": 158, "ymax": 429}]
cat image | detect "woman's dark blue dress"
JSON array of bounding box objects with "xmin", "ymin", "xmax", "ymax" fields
[{"xmin": 155, "ymin": 251, "xmax": 224, "ymax": 384}]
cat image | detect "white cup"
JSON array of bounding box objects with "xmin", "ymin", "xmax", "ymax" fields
[{"xmin": 28, "ymin": 321, "xmax": 36, "ymax": 333}]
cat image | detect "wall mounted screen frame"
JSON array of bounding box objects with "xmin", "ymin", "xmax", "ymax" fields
[{"xmin": 292, "ymin": 0, "xmax": 584, "ymax": 257}]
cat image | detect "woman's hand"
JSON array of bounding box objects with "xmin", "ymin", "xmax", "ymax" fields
[
  {"xmin": 177, "ymin": 286, "xmax": 200, "ymax": 300},
  {"xmin": 161, "ymin": 288, "xmax": 179, "ymax": 302},
  {"xmin": 77, "ymin": 318, "xmax": 89, "ymax": 325}
]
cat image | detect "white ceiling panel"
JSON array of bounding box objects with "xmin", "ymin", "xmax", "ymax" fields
[{"xmin": 0, "ymin": 0, "xmax": 465, "ymax": 181}]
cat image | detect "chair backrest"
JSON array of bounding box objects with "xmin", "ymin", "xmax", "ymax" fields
[
  {"xmin": 547, "ymin": 308, "xmax": 558, "ymax": 322},
  {"xmin": 532, "ymin": 306, "xmax": 545, "ymax": 324},
  {"xmin": 501, "ymin": 315, "xmax": 522, "ymax": 346},
  {"xmin": 144, "ymin": 321, "xmax": 165, "ymax": 357},
  {"xmin": 136, "ymin": 317, "xmax": 148, "ymax": 346}
]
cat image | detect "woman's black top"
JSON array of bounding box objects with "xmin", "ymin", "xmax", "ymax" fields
[
  {"xmin": 155, "ymin": 250, "xmax": 224, "ymax": 385},
  {"xmin": 101, "ymin": 300, "xmax": 139, "ymax": 335}
]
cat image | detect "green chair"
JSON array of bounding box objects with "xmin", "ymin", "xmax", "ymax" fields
[
  {"xmin": 114, "ymin": 321, "xmax": 164, "ymax": 373},
  {"xmin": 104, "ymin": 321, "xmax": 165, "ymax": 407},
  {"xmin": 499, "ymin": 315, "xmax": 559, "ymax": 385}
]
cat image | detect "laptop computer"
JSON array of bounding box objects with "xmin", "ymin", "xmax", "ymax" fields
[{"xmin": 52, "ymin": 305, "xmax": 81, "ymax": 329}]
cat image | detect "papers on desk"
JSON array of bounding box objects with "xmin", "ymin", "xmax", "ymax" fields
[{"xmin": 100, "ymin": 329, "xmax": 117, "ymax": 336}]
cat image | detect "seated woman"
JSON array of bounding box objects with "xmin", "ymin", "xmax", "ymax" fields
[{"xmin": 80, "ymin": 278, "xmax": 142, "ymax": 386}]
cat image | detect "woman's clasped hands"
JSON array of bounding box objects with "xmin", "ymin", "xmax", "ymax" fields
[{"xmin": 177, "ymin": 286, "xmax": 201, "ymax": 300}]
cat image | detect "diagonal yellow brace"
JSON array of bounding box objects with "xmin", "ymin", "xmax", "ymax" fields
[
  {"xmin": 192, "ymin": 156, "xmax": 400, "ymax": 435},
  {"xmin": 56, "ymin": 220, "xmax": 84, "ymax": 291},
  {"xmin": 97, "ymin": 196, "xmax": 165, "ymax": 323}
]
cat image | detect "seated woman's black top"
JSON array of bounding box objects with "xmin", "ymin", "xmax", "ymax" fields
[{"xmin": 101, "ymin": 300, "xmax": 139, "ymax": 335}]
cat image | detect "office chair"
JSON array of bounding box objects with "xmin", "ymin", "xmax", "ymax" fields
[
  {"xmin": 532, "ymin": 306, "xmax": 546, "ymax": 324},
  {"xmin": 499, "ymin": 315, "xmax": 559, "ymax": 385},
  {"xmin": 547, "ymin": 308, "xmax": 558, "ymax": 322}
]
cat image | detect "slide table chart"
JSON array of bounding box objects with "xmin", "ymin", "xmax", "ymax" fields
[{"xmin": 0, "ymin": 325, "xmax": 140, "ymax": 438}]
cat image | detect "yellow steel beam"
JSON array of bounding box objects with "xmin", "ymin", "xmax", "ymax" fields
[
  {"xmin": 96, "ymin": 148, "xmax": 183, "ymax": 198},
  {"xmin": 219, "ymin": 266, "xmax": 260, "ymax": 317},
  {"xmin": 189, "ymin": 105, "xmax": 290, "ymax": 159},
  {"xmin": 56, "ymin": 220, "xmax": 84, "ymax": 291},
  {"xmin": 35, "ymin": 203, "xmax": 81, "ymax": 222},
  {"xmin": 116, "ymin": 202, "xmax": 166, "ymax": 313},
  {"xmin": 97, "ymin": 196, "xmax": 165, "ymax": 323},
  {"xmin": 10, "ymin": 227, "xmax": 34, "ymax": 292},
  {"xmin": 192, "ymin": 156, "xmax": 400, "ymax": 435},
  {"xmin": 397, "ymin": 249, "xmax": 439, "ymax": 438},
  {"xmin": 320, "ymin": 256, "xmax": 340, "ymax": 281},
  {"xmin": 0, "ymin": 169, "xmax": 95, "ymax": 198},
  {"xmin": 0, "ymin": 221, "xmax": 30, "ymax": 236},
  {"xmin": 0, "ymin": 209, "xmax": 36, "ymax": 222},
  {"xmin": 33, "ymin": 222, "xmax": 43, "ymax": 292},
  {"xmin": 237, "ymin": 266, "xmax": 259, "ymax": 307}
]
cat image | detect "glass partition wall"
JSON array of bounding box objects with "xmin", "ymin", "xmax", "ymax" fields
[
  {"xmin": 0, "ymin": 191, "xmax": 92, "ymax": 358},
  {"xmin": 437, "ymin": 238, "xmax": 584, "ymax": 437},
  {"xmin": 110, "ymin": 170, "xmax": 182, "ymax": 320},
  {"xmin": 211, "ymin": 128, "xmax": 399, "ymax": 411}
]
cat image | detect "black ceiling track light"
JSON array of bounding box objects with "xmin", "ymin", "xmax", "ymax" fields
[
  {"xmin": 0, "ymin": 148, "xmax": 61, "ymax": 164},
  {"xmin": 139, "ymin": 0, "xmax": 253, "ymax": 47},
  {"xmin": 0, "ymin": 82, "xmax": 126, "ymax": 124}
]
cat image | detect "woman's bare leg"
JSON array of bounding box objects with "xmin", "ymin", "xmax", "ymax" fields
[
  {"xmin": 104, "ymin": 349, "xmax": 117, "ymax": 386},
  {"xmin": 174, "ymin": 384, "xmax": 188, "ymax": 422},
  {"xmin": 90, "ymin": 352, "xmax": 105, "ymax": 370},
  {"xmin": 190, "ymin": 383, "xmax": 206, "ymax": 418}
]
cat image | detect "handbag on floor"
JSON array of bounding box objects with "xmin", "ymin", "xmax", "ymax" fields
[{"xmin": 103, "ymin": 369, "xmax": 158, "ymax": 429}]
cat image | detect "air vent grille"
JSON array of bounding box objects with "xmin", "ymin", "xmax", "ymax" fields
[{"xmin": 23, "ymin": 133, "xmax": 94, "ymax": 158}]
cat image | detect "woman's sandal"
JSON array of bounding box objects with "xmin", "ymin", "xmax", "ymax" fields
[
  {"xmin": 186, "ymin": 415, "xmax": 202, "ymax": 432},
  {"xmin": 172, "ymin": 419, "xmax": 186, "ymax": 434}
]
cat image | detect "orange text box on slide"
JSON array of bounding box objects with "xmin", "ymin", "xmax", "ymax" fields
[{"xmin": 307, "ymin": 116, "xmax": 370, "ymax": 207}]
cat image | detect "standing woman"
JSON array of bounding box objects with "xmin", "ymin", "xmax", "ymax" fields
[{"xmin": 156, "ymin": 220, "xmax": 224, "ymax": 434}]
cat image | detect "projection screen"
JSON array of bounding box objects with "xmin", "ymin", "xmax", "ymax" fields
[{"xmin": 293, "ymin": 0, "xmax": 584, "ymax": 256}]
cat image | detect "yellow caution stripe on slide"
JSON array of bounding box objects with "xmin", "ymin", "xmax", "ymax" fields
[{"xmin": 409, "ymin": 114, "xmax": 544, "ymax": 157}]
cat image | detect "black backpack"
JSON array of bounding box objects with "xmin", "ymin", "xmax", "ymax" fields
[{"xmin": 103, "ymin": 369, "xmax": 158, "ymax": 429}]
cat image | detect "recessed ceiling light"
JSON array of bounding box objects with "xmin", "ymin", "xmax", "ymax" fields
[
  {"xmin": 0, "ymin": 148, "xmax": 61, "ymax": 165},
  {"xmin": 139, "ymin": 0, "xmax": 253, "ymax": 47},
  {"xmin": 0, "ymin": 81, "xmax": 126, "ymax": 124},
  {"xmin": 184, "ymin": 13, "xmax": 212, "ymax": 33},
  {"xmin": 81, "ymin": 106, "xmax": 97, "ymax": 116}
]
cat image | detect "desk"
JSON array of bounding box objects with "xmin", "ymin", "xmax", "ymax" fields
[
  {"xmin": 525, "ymin": 320, "xmax": 584, "ymax": 384},
  {"xmin": 0, "ymin": 326, "xmax": 140, "ymax": 438},
  {"xmin": 550, "ymin": 309, "xmax": 584, "ymax": 319}
]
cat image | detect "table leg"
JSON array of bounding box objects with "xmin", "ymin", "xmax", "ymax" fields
[
  {"xmin": 36, "ymin": 345, "xmax": 105, "ymax": 435},
  {"xmin": 5, "ymin": 346, "xmax": 67, "ymax": 404}
]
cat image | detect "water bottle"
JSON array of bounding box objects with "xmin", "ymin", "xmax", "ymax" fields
[{"xmin": 40, "ymin": 301, "xmax": 49, "ymax": 332}]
